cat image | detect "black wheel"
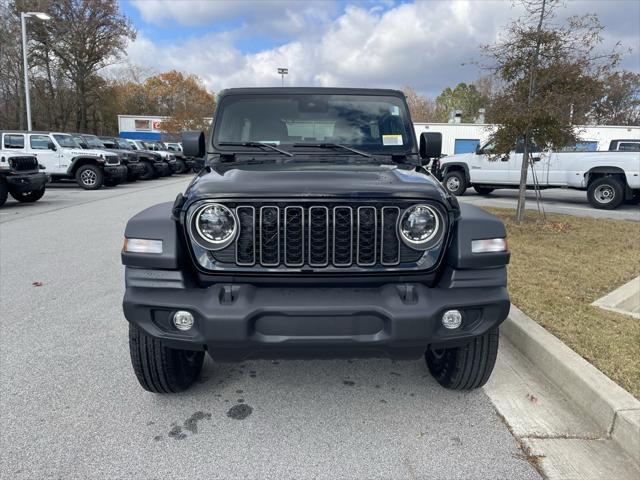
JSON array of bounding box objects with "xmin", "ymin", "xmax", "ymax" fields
[
  {"xmin": 75, "ymin": 164, "xmax": 104, "ymax": 190},
  {"xmin": 128, "ymin": 324, "xmax": 204, "ymax": 393},
  {"xmin": 0, "ymin": 180, "xmax": 7, "ymax": 207},
  {"xmin": 103, "ymin": 178, "xmax": 119, "ymax": 187},
  {"xmin": 139, "ymin": 161, "xmax": 155, "ymax": 180},
  {"xmin": 426, "ymin": 328, "xmax": 499, "ymax": 390},
  {"xmin": 10, "ymin": 185, "xmax": 46, "ymax": 203},
  {"xmin": 587, "ymin": 177, "xmax": 624, "ymax": 210},
  {"xmin": 474, "ymin": 186, "xmax": 494, "ymax": 195},
  {"xmin": 443, "ymin": 171, "xmax": 467, "ymax": 196},
  {"xmin": 174, "ymin": 159, "xmax": 187, "ymax": 174},
  {"xmin": 126, "ymin": 168, "xmax": 138, "ymax": 182}
]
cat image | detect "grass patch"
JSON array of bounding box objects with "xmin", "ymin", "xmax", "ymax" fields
[{"xmin": 486, "ymin": 208, "xmax": 640, "ymax": 398}]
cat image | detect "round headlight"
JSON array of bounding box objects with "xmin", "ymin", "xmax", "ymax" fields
[
  {"xmin": 399, "ymin": 204, "xmax": 440, "ymax": 249},
  {"xmin": 193, "ymin": 203, "xmax": 237, "ymax": 249}
]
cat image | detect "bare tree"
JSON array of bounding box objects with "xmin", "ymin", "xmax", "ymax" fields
[
  {"xmin": 20, "ymin": 0, "xmax": 136, "ymax": 131},
  {"xmin": 402, "ymin": 86, "xmax": 437, "ymax": 123}
]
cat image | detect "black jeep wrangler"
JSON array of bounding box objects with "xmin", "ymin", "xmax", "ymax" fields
[
  {"xmin": 0, "ymin": 152, "xmax": 47, "ymax": 207},
  {"xmin": 122, "ymin": 88, "xmax": 510, "ymax": 393}
]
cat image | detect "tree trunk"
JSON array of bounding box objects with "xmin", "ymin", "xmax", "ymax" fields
[{"xmin": 515, "ymin": 0, "xmax": 547, "ymax": 223}]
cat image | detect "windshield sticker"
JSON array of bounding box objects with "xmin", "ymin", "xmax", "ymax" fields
[
  {"xmin": 390, "ymin": 106, "xmax": 400, "ymax": 116},
  {"xmin": 382, "ymin": 135, "xmax": 403, "ymax": 146}
]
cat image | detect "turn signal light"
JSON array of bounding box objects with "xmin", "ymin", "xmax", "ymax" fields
[
  {"xmin": 123, "ymin": 238, "xmax": 163, "ymax": 254},
  {"xmin": 471, "ymin": 238, "xmax": 507, "ymax": 253}
]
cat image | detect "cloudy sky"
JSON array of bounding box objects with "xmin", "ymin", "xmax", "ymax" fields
[{"xmin": 120, "ymin": 0, "xmax": 640, "ymax": 97}]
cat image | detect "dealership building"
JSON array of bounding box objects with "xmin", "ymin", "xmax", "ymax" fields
[
  {"xmin": 117, "ymin": 115, "xmax": 212, "ymax": 141},
  {"xmin": 118, "ymin": 114, "xmax": 638, "ymax": 154}
]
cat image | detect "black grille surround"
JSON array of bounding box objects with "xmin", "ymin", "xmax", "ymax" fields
[
  {"xmin": 186, "ymin": 199, "xmax": 449, "ymax": 274},
  {"xmin": 8, "ymin": 156, "xmax": 39, "ymax": 172}
]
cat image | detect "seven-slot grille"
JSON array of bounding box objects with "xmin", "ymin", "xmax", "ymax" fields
[
  {"xmin": 8, "ymin": 156, "xmax": 38, "ymax": 171},
  {"xmin": 220, "ymin": 203, "xmax": 425, "ymax": 269}
]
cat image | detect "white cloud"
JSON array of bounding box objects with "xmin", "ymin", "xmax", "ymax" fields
[{"xmin": 124, "ymin": 0, "xmax": 640, "ymax": 98}]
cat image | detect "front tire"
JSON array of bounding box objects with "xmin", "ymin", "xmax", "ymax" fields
[
  {"xmin": 10, "ymin": 185, "xmax": 46, "ymax": 203},
  {"xmin": 587, "ymin": 177, "xmax": 624, "ymax": 210},
  {"xmin": 75, "ymin": 164, "xmax": 103, "ymax": 190},
  {"xmin": 426, "ymin": 328, "xmax": 499, "ymax": 390},
  {"xmin": 474, "ymin": 186, "xmax": 494, "ymax": 195},
  {"xmin": 139, "ymin": 161, "xmax": 155, "ymax": 180},
  {"xmin": 128, "ymin": 324, "xmax": 204, "ymax": 393},
  {"xmin": 174, "ymin": 159, "xmax": 187, "ymax": 174},
  {"xmin": 443, "ymin": 171, "xmax": 467, "ymax": 196},
  {"xmin": 103, "ymin": 178, "xmax": 119, "ymax": 187},
  {"xmin": 0, "ymin": 180, "xmax": 8, "ymax": 207}
]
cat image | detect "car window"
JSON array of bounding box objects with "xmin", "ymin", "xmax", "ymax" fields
[
  {"xmin": 3, "ymin": 134, "xmax": 25, "ymax": 149},
  {"xmin": 515, "ymin": 138, "xmax": 540, "ymax": 154},
  {"xmin": 30, "ymin": 135, "xmax": 52, "ymax": 150},
  {"xmin": 619, "ymin": 142, "xmax": 640, "ymax": 152}
]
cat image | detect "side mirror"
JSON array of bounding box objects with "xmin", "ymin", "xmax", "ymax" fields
[
  {"xmin": 419, "ymin": 132, "xmax": 442, "ymax": 163},
  {"xmin": 48, "ymin": 141, "xmax": 56, "ymax": 151},
  {"xmin": 182, "ymin": 131, "xmax": 206, "ymax": 158},
  {"xmin": 475, "ymin": 144, "xmax": 481, "ymax": 155}
]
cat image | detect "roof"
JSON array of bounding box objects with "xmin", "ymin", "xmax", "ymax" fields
[{"xmin": 217, "ymin": 87, "xmax": 406, "ymax": 98}]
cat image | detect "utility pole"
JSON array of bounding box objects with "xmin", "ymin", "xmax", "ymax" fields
[
  {"xmin": 277, "ymin": 67, "xmax": 288, "ymax": 87},
  {"xmin": 20, "ymin": 11, "xmax": 51, "ymax": 131}
]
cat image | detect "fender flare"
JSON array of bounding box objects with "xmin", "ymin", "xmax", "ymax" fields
[
  {"xmin": 441, "ymin": 162, "xmax": 471, "ymax": 185},
  {"xmin": 68, "ymin": 156, "xmax": 101, "ymax": 175}
]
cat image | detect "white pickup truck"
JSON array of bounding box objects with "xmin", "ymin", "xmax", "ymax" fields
[{"xmin": 438, "ymin": 142, "xmax": 640, "ymax": 209}]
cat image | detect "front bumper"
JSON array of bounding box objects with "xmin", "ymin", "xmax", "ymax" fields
[
  {"xmin": 123, "ymin": 271, "xmax": 510, "ymax": 361},
  {"xmin": 104, "ymin": 165, "xmax": 127, "ymax": 181},
  {"xmin": 154, "ymin": 162, "xmax": 170, "ymax": 176},
  {"xmin": 126, "ymin": 162, "xmax": 144, "ymax": 178},
  {"xmin": 168, "ymin": 160, "xmax": 180, "ymax": 173},
  {"xmin": 5, "ymin": 171, "xmax": 48, "ymax": 193}
]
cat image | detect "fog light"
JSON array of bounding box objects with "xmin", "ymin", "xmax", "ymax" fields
[
  {"xmin": 442, "ymin": 310, "xmax": 462, "ymax": 329},
  {"xmin": 173, "ymin": 311, "xmax": 194, "ymax": 331}
]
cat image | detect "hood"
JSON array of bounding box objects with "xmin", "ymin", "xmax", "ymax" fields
[
  {"xmin": 68, "ymin": 148, "xmax": 117, "ymax": 158},
  {"xmin": 185, "ymin": 162, "xmax": 449, "ymax": 203}
]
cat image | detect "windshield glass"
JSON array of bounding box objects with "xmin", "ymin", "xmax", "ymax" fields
[
  {"xmin": 54, "ymin": 134, "xmax": 81, "ymax": 149},
  {"xmin": 116, "ymin": 139, "xmax": 132, "ymax": 150},
  {"xmin": 214, "ymin": 94, "xmax": 414, "ymax": 155},
  {"xmin": 83, "ymin": 135, "xmax": 105, "ymax": 149}
]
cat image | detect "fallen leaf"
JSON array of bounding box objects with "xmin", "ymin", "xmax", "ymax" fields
[{"xmin": 32, "ymin": 281, "xmax": 43, "ymax": 287}]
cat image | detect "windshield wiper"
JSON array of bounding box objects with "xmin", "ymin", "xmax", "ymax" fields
[
  {"xmin": 293, "ymin": 143, "xmax": 372, "ymax": 158},
  {"xmin": 219, "ymin": 141, "xmax": 294, "ymax": 157}
]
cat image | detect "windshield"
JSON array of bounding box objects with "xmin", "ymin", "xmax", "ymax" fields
[
  {"xmin": 83, "ymin": 135, "xmax": 105, "ymax": 149},
  {"xmin": 116, "ymin": 139, "xmax": 132, "ymax": 150},
  {"xmin": 213, "ymin": 94, "xmax": 415, "ymax": 155},
  {"xmin": 54, "ymin": 134, "xmax": 81, "ymax": 149}
]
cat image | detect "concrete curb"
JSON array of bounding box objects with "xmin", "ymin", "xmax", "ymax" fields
[
  {"xmin": 592, "ymin": 276, "xmax": 640, "ymax": 319},
  {"xmin": 502, "ymin": 305, "xmax": 640, "ymax": 463}
]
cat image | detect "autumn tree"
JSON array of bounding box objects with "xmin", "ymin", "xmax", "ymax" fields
[
  {"xmin": 482, "ymin": 0, "xmax": 621, "ymax": 222},
  {"xmin": 141, "ymin": 70, "xmax": 215, "ymax": 137},
  {"xmin": 402, "ymin": 86, "xmax": 436, "ymax": 122}
]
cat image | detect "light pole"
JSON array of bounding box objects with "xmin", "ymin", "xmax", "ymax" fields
[
  {"xmin": 20, "ymin": 11, "xmax": 51, "ymax": 131},
  {"xmin": 277, "ymin": 67, "xmax": 288, "ymax": 87}
]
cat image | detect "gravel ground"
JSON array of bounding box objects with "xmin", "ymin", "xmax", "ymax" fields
[{"xmin": 0, "ymin": 177, "xmax": 540, "ymax": 479}]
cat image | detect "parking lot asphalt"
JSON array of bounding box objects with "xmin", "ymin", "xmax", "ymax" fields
[
  {"xmin": 0, "ymin": 176, "xmax": 540, "ymax": 480},
  {"xmin": 456, "ymin": 187, "xmax": 640, "ymax": 221}
]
